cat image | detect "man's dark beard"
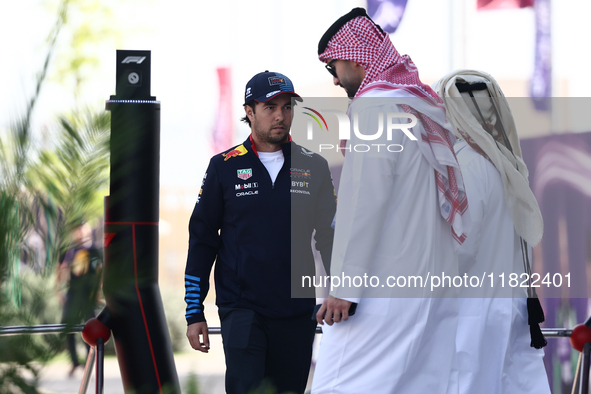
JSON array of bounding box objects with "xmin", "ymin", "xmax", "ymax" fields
[
  {"xmin": 263, "ymin": 125, "xmax": 289, "ymax": 144},
  {"xmin": 266, "ymin": 133, "xmax": 289, "ymax": 144},
  {"xmin": 339, "ymin": 80, "xmax": 362, "ymax": 99}
]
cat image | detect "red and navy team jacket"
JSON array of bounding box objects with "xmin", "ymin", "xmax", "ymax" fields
[{"xmin": 184, "ymin": 136, "xmax": 336, "ymax": 325}]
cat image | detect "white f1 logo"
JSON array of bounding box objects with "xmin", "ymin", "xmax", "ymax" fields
[{"xmin": 121, "ymin": 56, "xmax": 146, "ymax": 64}]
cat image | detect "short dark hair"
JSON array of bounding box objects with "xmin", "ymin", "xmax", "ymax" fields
[{"xmin": 241, "ymin": 101, "xmax": 256, "ymax": 127}]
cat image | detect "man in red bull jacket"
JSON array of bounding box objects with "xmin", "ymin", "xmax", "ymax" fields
[{"xmin": 184, "ymin": 71, "xmax": 336, "ymax": 394}]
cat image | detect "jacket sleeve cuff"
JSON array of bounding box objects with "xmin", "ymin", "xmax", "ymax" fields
[{"xmin": 186, "ymin": 314, "xmax": 206, "ymax": 326}]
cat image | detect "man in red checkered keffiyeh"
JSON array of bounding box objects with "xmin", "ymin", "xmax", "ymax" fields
[
  {"xmin": 318, "ymin": 8, "xmax": 469, "ymax": 245},
  {"xmin": 312, "ymin": 8, "xmax": 469, "ymax": 394}
]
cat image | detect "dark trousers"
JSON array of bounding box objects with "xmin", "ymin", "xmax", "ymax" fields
[{"xmin": 218, "ymin": 308, "xmax": 317, "ymax": 394}]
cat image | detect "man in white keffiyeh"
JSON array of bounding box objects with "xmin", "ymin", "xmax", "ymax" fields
[
  {"xmin": 433, "ymin": 70, "xmax": 543, "ymax": 245},
  {"xmin": 433, "ymin": 69, "xmax": 550, "ymax": 394},
  {"xmin": 311, "ymin": 8, "xmax": 467, "ymax": 393}
]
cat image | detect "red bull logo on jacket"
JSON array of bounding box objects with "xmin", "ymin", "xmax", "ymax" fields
[{"xmin": 223, "ymin": 144, "xmax": 248, "ymax": 161}]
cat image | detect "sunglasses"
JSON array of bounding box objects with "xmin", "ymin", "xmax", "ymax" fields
[{"xmin": 325, "ymin": 59, "xmax": 338, "ymax": 78}]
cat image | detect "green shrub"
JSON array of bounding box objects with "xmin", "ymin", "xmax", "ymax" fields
[
  {"xmin": 184, "ymin": 372, "xmax": 200, "ymax": 394},
  {"xmin": 0, "ymin": 270, "xmax": 65, "ymax": 393},
  {"xmin": 160, "ymin": 285, "xmax": 190, "ymax": 353}
]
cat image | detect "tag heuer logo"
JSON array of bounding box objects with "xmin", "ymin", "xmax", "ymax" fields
[{"xmin": 237, "ymin": 169, "xmax": 252, "ymax": 180}]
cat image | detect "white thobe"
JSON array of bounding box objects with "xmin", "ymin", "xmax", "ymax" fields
[
  {"xmin": 453, "ymin": 140, "xmax": 550, "ymax": 394},
  {"xmin": 312, "ymin": 93, "xmax": 460, "ymax": 394}
]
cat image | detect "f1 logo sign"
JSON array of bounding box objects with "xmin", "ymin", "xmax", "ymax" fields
[{"xmin": 121, "ymin": 56, "xmax": 146, "ymax": 64}]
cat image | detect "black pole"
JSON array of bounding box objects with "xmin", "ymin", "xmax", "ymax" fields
[
  {"xmin": 103, "ymin": 50, "xmax": 180, "ymax": 394},
  {"xmin": 582, "ymin": 342, "xmax": 591, "ymax": 394},
  {"xmin": 96, "ymin": 337, "xmax": 105, "ymax": 394}
]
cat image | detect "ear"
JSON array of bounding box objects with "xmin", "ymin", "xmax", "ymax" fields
[
  {"xmin": 245, "ymin": 105, "xmax": 255, "ymax": 123},
  {"xmin": 353, "ymin": 62, "xmax": 367, "ymax": 78}
]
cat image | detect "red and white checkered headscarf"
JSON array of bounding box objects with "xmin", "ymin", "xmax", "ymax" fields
[{"xmin": 319, "ymin": 16, "xmax": 470, "ymax": 244}]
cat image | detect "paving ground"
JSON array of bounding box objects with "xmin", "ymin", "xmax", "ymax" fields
[
  {"xmin": 36, "ymin": 333, "xmax": 319, "ymax": 394},
  {"xmin": 37, "ymin": 336, "xmax": 227, "ymax": 394},
  {"xmin": 35, "ymin": 298, "xmax": 228, "ymax": 393}
]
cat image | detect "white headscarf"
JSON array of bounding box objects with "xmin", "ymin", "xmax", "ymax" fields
[{"xmin": 433, "ymin": 69, "xmax": 543, "ymax": 246}]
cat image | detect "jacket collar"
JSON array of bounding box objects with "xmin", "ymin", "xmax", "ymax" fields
[{"xmin": 245, "ymin": 135, "xmax": 293, "ymax": 158}]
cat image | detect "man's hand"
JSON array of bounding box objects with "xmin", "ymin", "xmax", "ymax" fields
[
  {"xmin": 316, "ymin": 296, "xmax": 353, "ymax": 326},
  {"xmin": 187, "ymin": 322, "xmax": 210, "ymax": 353}
]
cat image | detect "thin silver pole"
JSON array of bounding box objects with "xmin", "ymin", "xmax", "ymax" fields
[
  {"xmin": 572, "ymin": 351, "xmax": 582, "ymax": 394},
  {"xmin": 542, "ymin": 328, "xmax": 573, "ymax": 338},
  {"xmin": 78, "ymin": 346, "xmax": 96, "ymax": 394},
  {"xmin": 0, "ymin": 325, "xmax": 574, "ymax": 337},
  {"xmin": 0, "ymin": 324, "xmax": 84, "ymax": 336}
]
